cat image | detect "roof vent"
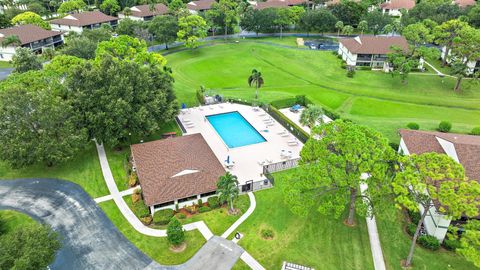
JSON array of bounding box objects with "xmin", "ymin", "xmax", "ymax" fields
[
  {"xmin": 171, "ymin": 169, "xmax": 200, "ymax": 178},
  {"xmin": 354, "ymin": 36, "xmax": 362, "ymax": 44}
]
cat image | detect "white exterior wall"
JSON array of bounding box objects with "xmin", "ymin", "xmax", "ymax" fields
[
  {"xmin": 441, "ymin": 46, "xmax": 478, "ymax": 75},
  {"xmin": 382, "ymin": 8, "xmax": 402, "ymax": 17},
  {"xmin": 151, "ymin": 194, "xmax": 218, "ymax": 213},
  {"xmin": 419, "ymin": 204, "xmax": 451, "ymax": 241},
  {"xmin": 51, "ymin": 23, "xmax": 83, "ymax": 34},
  {"xmin": 338, "ymin": 42, "xmax": 357, "ymax": 66},
  {"xmin": 0, "ymin": 46, "xmax": 16, "ymax": 61},
  {"xmin": 118, "ymin": 14, "xmax": 144, "ymax": 21},
  {"xmin": 398, "ymin": 138, "xmax": 410, "ymax": 155}
]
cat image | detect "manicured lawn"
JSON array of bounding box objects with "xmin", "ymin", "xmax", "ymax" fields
[
  {"xmin": 231, "ymin": 170, "xmax": 374, "ymax": 270},
  {"xmin": 0, "ymin": 210, "xmax": 36, "ymax": 232},
  {"xmin": 99, "ymin": 200, "xmax": 205, "ymax": 265},
  {"xmin": 0, "ymin": 144, "xmax": 108, "ymax": 198},
  {"xmin": 106, "ymin": 121, "xmax": 182, "ymax": 191},
  {"xmin": 126, "ymin": 194, "xmax": 250, "ymax": 235},
  {"xmin": 378, "ymin": 205, "xmax": 476, "ymax": 270},
  {"xmin": 0, "ymin": 61, "xmax": 12, "ymax": 68},
  {"xmin": 166, "ymin": 40, "xmax": 480, "ymax": 141},
  {"xmin": 231, "ymin": 258, "xmax": 250, "ymax": 270}
]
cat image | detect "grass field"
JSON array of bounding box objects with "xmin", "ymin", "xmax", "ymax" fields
[
  {"xmin": 99, "ymin": 200, "xmax": 205, "ymax": 265},
  {"xmin": 231, "ymin": 170, "xmax": 374, "ymax": 270},
  {"xmin": 0, "ymin": 210, "xmax": 36, "ymax": 233},
  {"xmin": 0, "ymin": 144, "xmax": 108, "ymax": 198},
  {"xmin": 165, "ymin": 39, "xmax": 480, "ymax": 141},
  {"xmin": 231, "ymin": 169, "xmax": 475, "ymax": 270}
]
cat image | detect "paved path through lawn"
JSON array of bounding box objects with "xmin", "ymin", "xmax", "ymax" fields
[
  {"xmin": 360, "ymin": 183, "xmax": 386, "ymax": 270},
  {"xmin": 221, "ymin": 192, "xmax": 256, "ymax": 238}
]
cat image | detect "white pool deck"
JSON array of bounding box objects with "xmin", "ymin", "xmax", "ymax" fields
[
  {"xmin": 279, "ymin": 108, "xmax": 332, "ymax": 135},
  {"xmin": 179, "ymin": 103, "xmax": 304, "ymax": 185}
]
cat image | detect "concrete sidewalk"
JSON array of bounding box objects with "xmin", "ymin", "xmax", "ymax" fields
[{"xmin": 221, "ymin": 192, "xmax": 256, "ymax": 238}]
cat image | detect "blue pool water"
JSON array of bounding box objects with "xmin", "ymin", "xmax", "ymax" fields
[{"xmin": 206, "ymin": 111, "xmax": 266, "ymax": 148}]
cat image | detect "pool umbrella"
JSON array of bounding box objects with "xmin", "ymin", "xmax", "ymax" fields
[
  {"xmin": 226, "ymin": 155, "xmax": 230, "ymax": 164},
  {"xmin": 181, "ymin": 103, "xmax": 187, "ymax": 109}
]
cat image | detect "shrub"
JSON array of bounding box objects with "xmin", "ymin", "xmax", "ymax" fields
[
  {"xmin": 389, "ymin": 142, "xmax": 399, "ymax": 151},
  {"xmin": 471, "ymin": 127, "xmax": 480, "ymax": 135},
  {"xmin": 407, "ymin": 122, "xmax": 420, "ymax": 130},
  {"xmin": 295, "ymin": 95, "xmax": 306, "ymax": 106},
  {"xmin": 408, "ymin": 209, "xmax": 421, "ymax": 225},
  {"xmin": 131, "ymin": 192, "xmax": 141, "ymax": 204},
  {"xmin": 167, "ymin": 218, "xmax": 185, "ymax": 246},
  {"xmin": 208, "ymin": 196, "xmax": 220, "ymax": 209},
  {"xmin": 406, "ymin": 223, "xmax": 417, "ymax": 237},
  {"xmin": 418, "ymin": 235, "xmax": 440, "ymax": 250},
  {"xmin": 340, "ymin": 62, "xmax": 347, "ymax": 69},
  {"xmin": 438, "ymin": 121, "xmax": 452, "ymax": 132},
  {"xmin": 347, "ymin": 69, "xmax": 355, "ymax": 78},
  {"xmin": 128, "ymin": 173, "xmax": 137, "ymax": 187},
  {"xmin": 140, "ymin": 215, "xmax": 152, "ymax": 225},
  {"xmin": 175, "ymin": 204, "xmax": 179, "ymax": 212},
  {"xmin": 153, "ymin": 209, "xmax": 174, "ymax": 225},
  {"xmin": 132, "ymin": 200, "xmax": 150, "ymax": 218},
  {"xmin": 323, "ymin": 108, "xmax": 340, "ymax": 120},
  {"xmin": 443, "ymin": 238, "xmax": 461, "ymax": 251},
  {"xmin": 197, "ymin": 199, "xmax": 203, "ymax": 206},
  {"xmin": 261, "ymin": 229, "xmax": 274, "ymax": 239},
  {"xmin": 185, "ymin": 203, "xmax": 198, "ymax": 214},
  {"xmin": 176, "ymin": 213, "xmax": 186, "ymax": 219},
  {"xmin": 199, "ymin": 206, "xmax": 211, "ymax": 213}
]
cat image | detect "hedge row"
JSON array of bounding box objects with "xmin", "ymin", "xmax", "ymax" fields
[{"xmin": 267, "ymin": 104, "xmax": 310, "ymax": 143}]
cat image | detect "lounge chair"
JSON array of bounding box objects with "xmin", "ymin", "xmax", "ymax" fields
[
  {"xmin": 266, "ymin": 122, "xmax": 274, "ymax": 127},
  {"xmin": 280, "ymin": 133, "xmax": 289, "ymax": 137},
  {"xmin": 289, "ymin": 104, "xmax": 301, "ymax": 113},
  {"xmin": 287, "ymin": 139, "xmax": 299, "ymax": 146},
  {"xmin": 182, "ymin": 118, "xmax": 191, "ymax": 123},
  {"xmin": 185, "ymin": 123, "xmax": 195, "ymax": 128},
  {"xmin": 277, "ymin": 130, "xmax": 287, "ymax": 135},
  {"xmin": 258, "ymin": 112, "xmax": 267, "ymax": 117}
]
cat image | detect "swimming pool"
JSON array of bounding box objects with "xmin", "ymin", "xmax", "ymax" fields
[{"xmin": 206, "ymin": 111, "xmax": 266, "ymax": 148}]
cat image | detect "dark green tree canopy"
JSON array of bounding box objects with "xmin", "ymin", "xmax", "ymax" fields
[
  {"xmin": 328, "ymin": 0, "xmax": 366, "ymax": 26},
  {"xmin": 12, "ymin": 47, "xmax": 42, "ymax": 73},
  {"xmin": 283, "ymin": 120, "xmax": 396, "ymax": 225}
]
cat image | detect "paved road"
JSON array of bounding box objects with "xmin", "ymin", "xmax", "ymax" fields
[
  {"xmin": 0, "ymin": 68, "xmax": 13, "ymax": 80},
  {"xmin": 0, "ymin": 179, "xmax": 243, "ymax": 270}
]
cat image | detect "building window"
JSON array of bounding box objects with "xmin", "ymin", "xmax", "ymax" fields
[
  {"xmin": 178, "ymin": 195, "xmax": 198, "ymax": 203},
  {"xmin": 154, "ymin": 201, "xmax": 174, "ymax": 209},
  {"xmin": 200, "ymin": 191, "xmax": 216, "ymax": 198}
]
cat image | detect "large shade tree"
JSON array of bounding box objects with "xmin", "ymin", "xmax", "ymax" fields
[
  {"xmin": 11, "ymin": 11, "xmax": 50, "ymax": 29},
  {"xmin": 206, "ymin": 0, "xmax": 238, "ymax": 38},
  {"xmin": 177, "ymin": 14, "xmax": 208, "ymax": 49},
  {"xmin": 393, "ymin": 153, "xmax": 480, "ymax": 267},
  {"xmin": 433, "ymin": 19, "xmax": 469, "ymax": 66},
  {"xmin": 449, "ymin": 25, "xmax": 480, "ymax": 92},
  {"xmin": 148, "ymin": 15, "xmax": 178, "ymax": 50},
  {"xmin": 0, "ymin": 71, "xmax": 87, "ymax": 168},
  {"xmin": 66, "ymin": 53, "xmax": 178, "ymax": 146},
  {"xmin": 11, "ymin": 48, "xmax": 43, "ymax": 73},
  {"xmin": 283, "ymin": 120, "xmax": 396, "ymax": 226}
]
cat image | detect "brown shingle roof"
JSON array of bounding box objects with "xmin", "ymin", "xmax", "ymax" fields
[
  {"xmin": 126, "ymin": 3, "xmax": 168, "ymax": 18},
  {"xmin": 0, "ymin": 24, "xmax": 62, "ymax": 45},
  {"xmin": 339, "ymin": 35, "xmax": 409, "ymax": 54},
  {"xmin": 454, "ymin": 0, "xmax": 476, "ymax": 8},
  {"xmin": 325, "ymin": 0, "xmax": 360, "ymax": 6},
  {"xmin": 399, "ymin": 129, "xmax": 480, "ymax": 181},
  {"xmin": 187, "ymin": 0, "xmax": 215, "ymax": 11},
  {"xmin": 254, "ymin": 0, "xmax": 308, "ymax": 9},
  {"xmin": 131, "ymin": 134, "xmax": 226, "ymax": 206},
  {"xmin": 50, "ymin": 11, "xmax": 118, "ymax": 27},
  {"xmin": 380, "ymin": 0, "xmax": 416, "ymax": 10}
]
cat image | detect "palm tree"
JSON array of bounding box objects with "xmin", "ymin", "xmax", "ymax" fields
[
  {"xmin": 2, "ymin": 35, "xmax": 21, "ymax": 48},
  {"xmin": 358, "ymin": 20, "xmax": 368, "ymax": 36},
  {"xmin": 335, "ymin": 21, "xmax": 344, "ymax": 37},
  {"xmin": 216, "ymin": 172, "xmax": 239, "ymax": 214},
  {"xmin": 248, "ymin": 69, "xmax": 264, "ymax": 100},
  {"xmin": 299, "ymin": 105, "xmax": 324, "ymax": 128},
  {"xmin": 122, "ymin": 7, "xmax": 132, "ymax": 17},
  {"xmin": 342, "ymin": 25, "xmax": 354, "ymax": 36}
]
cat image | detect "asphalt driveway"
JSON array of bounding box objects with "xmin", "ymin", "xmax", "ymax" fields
[{"xmin": 0, "ymin": 179, "xmax": 243, "ymax": 270}]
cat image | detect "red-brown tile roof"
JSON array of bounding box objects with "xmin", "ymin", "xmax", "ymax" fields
[
  {"xmin": 50, "ymin": 11, "xmax": 118, "ymax": 27},
  {"xmin": 0, "ymin": 24, "xmax": 63, "ymax": 45},
  {"xmin": 454, "ymin": 0, "xmax": 476, "ymax": 8},
  {"xmin": 325, "ymin": 0, "xmax": 360, "ymax": 6},
  {"xmin": 380, "ymin": 0, "xmax": 415, "ymax": 10},
  {"xmin": 399, "ymin": 129, "xmax": 480, "ymax": 181},
  {"xmin": 131, "ymin": 134, "xmax": 226, "ymax": 206},
  {"xmin": 187, "ymin": 0, "xmax": 216, "ymax": 11},
  {"xmin": 126, "ymin": 3, "xmax": 168, "ymax": 17},
  {"xmin": 339, "ymin": 35, "xmax": 409, "ymax": 54},
  {"xmin": 254, "ymin": 0, "xmax": 308, "ymax": 9}
]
